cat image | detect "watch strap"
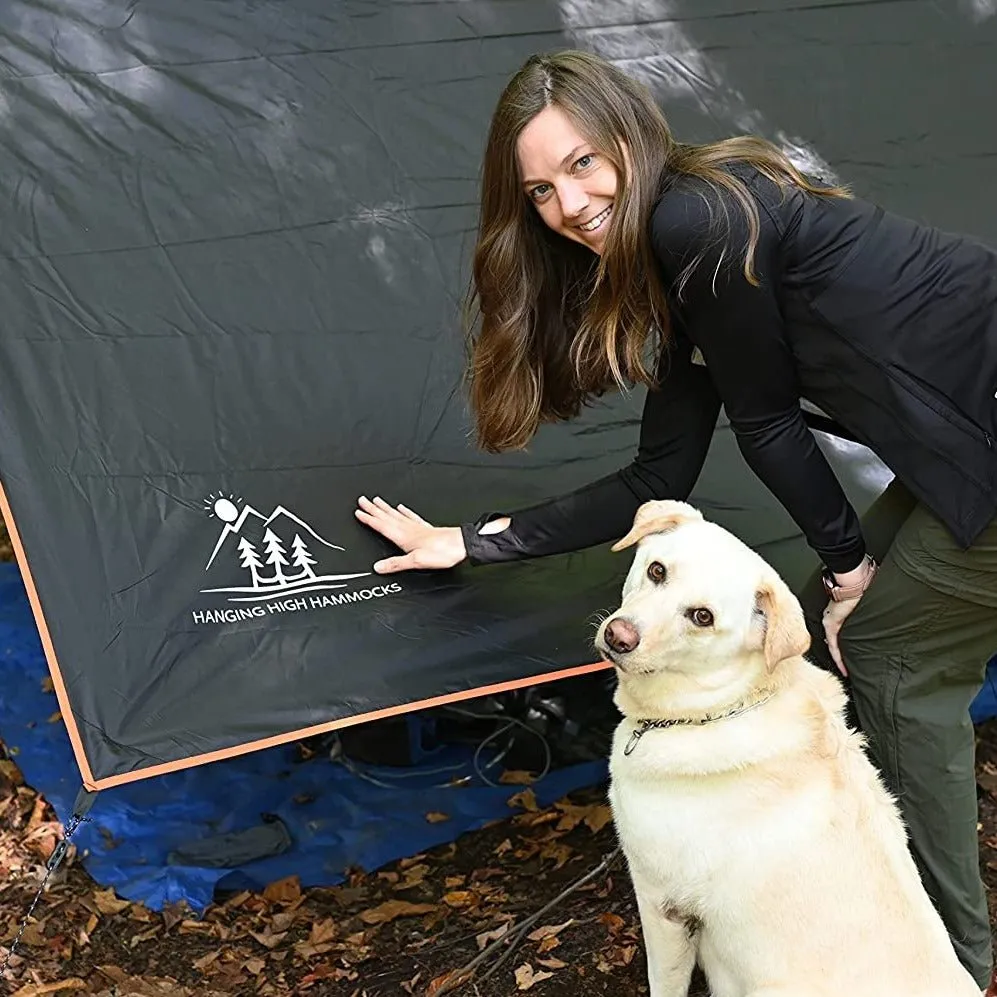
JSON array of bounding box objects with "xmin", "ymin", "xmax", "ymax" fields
[{"xmin": 822, "ymin": 556, "xmax": 878, "ymax": 602}]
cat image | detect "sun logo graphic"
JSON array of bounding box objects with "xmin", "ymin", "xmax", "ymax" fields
[{"xmin": 199, "ymin": 492, "xmax": 370, "ymax": 603}]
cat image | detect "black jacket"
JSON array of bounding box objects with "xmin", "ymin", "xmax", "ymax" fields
[{"xmin": 461, "ymin": 164, "xmax": 997, "ymax": 572}]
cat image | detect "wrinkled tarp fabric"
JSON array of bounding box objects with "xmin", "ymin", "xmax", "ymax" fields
[
  {"xmin": 0, "ymin": 565, "xmax": 607, "ymax": 912},
  {"xmin": 0, "ymin": 0, "xmax": 994, "ymax": 786}
]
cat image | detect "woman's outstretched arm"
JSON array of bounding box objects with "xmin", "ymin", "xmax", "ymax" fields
[{"xmin": 355, "ymin": 333, "xmax": 721, "ymax": 573}]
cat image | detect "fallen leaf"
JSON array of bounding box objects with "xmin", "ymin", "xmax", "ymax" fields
[
  {"xmin": 26, "ymin": 794, "xmax": 48, "ymax": 830},
  {"xmin": 539, "ymin": 840, "xmax": 574, "ymax": 869},
  {"xmin": 22, "ymin": 823, "xmax": 60, "ymax": 862},
  {"xmin": 494, "ymin": 838, "xmax": 513, "ymax": 856},
  {"xmin": 554, "ymin": 801, "xmax": 613, "ymax": 833},
  {"xmin": 584, "ymin": 805, "xmax": 613, "ymax": 833},
  {"xmin": 193, "ymin": 950, "xmax": 220, "ymax": 971},
  {"xmin": 293, "ymin": 962, "xmax": 336, "ymax": 989},
  {"xmin": 538, "ymin": 934, "xmax": 560, "ymax": 953},
  {"xmin": 393, "ymin": 863, "xmax": 430, "ymax": 890},
  {"xmin": 609, "ymin": 943, "xmax": 638, "ymax": 966},
  {"xmin": 444, "ymin": 875, "xmax": 465, "ymax": 888},
  {"xmin": 477, "ymin": 885, "xmax": 511, "ymax": 905},
  {"xmin": 527, "ymin": 919, "xmax": 573, "ymax": 942},
  {"xmin": 517, "ymin": 808, "xmax": 561, "ymax": 828},
  {"xmin": 515, "ymin": 963, "xmax": 553, "ymax": 990},
  {"xmin": 308, "ymin": 918, "xmax": 338, "ymax": 945},
  {"xmin": 270, "ymin": 909, "xmax": 297, "ymax": 933},
  {"xmin": 11, "ymin": 981, "xmax": 87, "ymax": 996},
  {"xmin": 18, "ymin": 921, "xmax": 49, "ymax": 947},
  {"xmin": 980, "ymin": 763, "xmax": 997, "ymax": 796},
  {"xmin": 507, "ymin": 788, "xmax": 539, "ymax": 812},
  {"xmin": 293, "ymin": 941, "xmax": 335, "ymax": 960},
  {"xmin": 599, "ymin": 912, "xmax": 626, "ymax": 934},
  {"xmin": 47, "ymin": 711, "xmax": 62, "ymax": 724},
  {"xmin": 91, "ymin": 889, "xmax": 130, "ymax": 915},
  {"xmin": 442, "ymin": 890, "xmax": 476, "ymax": 909},
  {"xmin": 499, "ymin": 770, "xmax": 538, "ymax": 785},
  {"xmin": 0, "ymin": 759, "xmax": 24, "ymax": 787},
  {"xmin": 427, "ymin": 969, "xmax": 469, "ymax": 996},
  {"xmin": 358, "ymin": 899, "xmax": 437, "ymax": 925},
  {"xmin": 247, "ymin": 929, "xmax": 288, "ymax": 950},
  {"xmin": 243, "ymin": 957, "xmax": 266, "ymax": 975},
  {"xmin": 537, "ymin": 957, "xmax": 568, "ymax": 970},
  {"xmin": 424, "ymin": 811, "xmax": 450, "ymax": 823},
  {"xmin": 129, "ymin": 927, "xmax": 159, "ymax": 947},
  {"xmin": 514, "ymin": 839, "xmax": 543, "ymax": 861},
  {"xmin": 263, "ymin": 875, "xmax": 301, "ymax": 904},
  {"xmin": 476, "ymin": 923, "xmax": 510, "ymax": 950}
]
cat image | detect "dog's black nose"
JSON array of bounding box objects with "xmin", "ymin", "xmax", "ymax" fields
[{"xmin": 604, "ymin": 618, "xmax": 640, "ymax": 654}]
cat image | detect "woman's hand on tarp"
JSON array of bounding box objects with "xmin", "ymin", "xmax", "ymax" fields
[{"xmin": 355, "ymin": 495, "xmax": 467, "ymax": 573}]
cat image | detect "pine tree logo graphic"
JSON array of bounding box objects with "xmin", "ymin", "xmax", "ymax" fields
[{"xmin": 200, "ymin": 493, "xmax": 369, "ymax": 603}]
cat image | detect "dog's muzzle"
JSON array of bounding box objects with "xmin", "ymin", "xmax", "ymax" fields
[{"xmin": 603, "ymin": 617, "xmax": 641, "ymax": 655}]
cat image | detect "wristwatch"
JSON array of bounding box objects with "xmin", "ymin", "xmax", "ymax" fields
[{"xmin": 821, "ymin": 555, "xmax": 878, "ymax": 602}]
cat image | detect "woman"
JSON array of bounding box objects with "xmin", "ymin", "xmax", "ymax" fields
[{"xmin": 355, "ymin": 50, "xmax": 997, "ymax": 988}]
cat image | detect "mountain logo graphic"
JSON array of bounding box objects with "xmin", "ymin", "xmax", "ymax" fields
[{"xmin": 199, "ymin": 493, "xmax": 370, "ymax": 603}]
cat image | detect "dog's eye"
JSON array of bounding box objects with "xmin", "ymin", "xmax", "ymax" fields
[
  {"xmin": 687, "ymin": 607, "xmax": 714, "ymax": 628},
  {"xmin": 646, "ymin": 561, "xmax": 667, "ymax": 584}
]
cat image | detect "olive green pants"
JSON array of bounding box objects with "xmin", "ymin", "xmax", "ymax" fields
[{"xmin": 800, "ymin": 479, "xmax": 997, "ymax": 988}]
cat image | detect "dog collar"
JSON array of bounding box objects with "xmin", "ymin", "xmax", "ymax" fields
[{"xmin": 623, "ymin": 693, "xmax": 775, "ymax": 756}]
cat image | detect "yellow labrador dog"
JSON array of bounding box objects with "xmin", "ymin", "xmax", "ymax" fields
[{"xmin": 595, "ymin": 500, "xmax": 980, "ymax": 997}]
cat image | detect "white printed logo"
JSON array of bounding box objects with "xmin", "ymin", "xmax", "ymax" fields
[{"xmin": 200, "ymin": 492, "xmax": 370, "ymax": 603}]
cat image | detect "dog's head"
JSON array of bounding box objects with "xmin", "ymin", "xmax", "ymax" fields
[{"xmin": 594, "ymin": 500, "xmax": 810, "ymax": 682}]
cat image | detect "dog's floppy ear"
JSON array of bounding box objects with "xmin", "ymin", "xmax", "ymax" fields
[
  {"xmin": 755, "ymin": 574, "xmax": 810, "ymax": 671},
  {"xmin": 611, "ymin": 500, "xmax": 704, "ymax": 552}
]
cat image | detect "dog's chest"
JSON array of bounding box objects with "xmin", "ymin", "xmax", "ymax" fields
[
  {"xmin": 608, "ymin": 761, "xmax": 812, "ymax": 898},
  {"xmin": 612, "ymin": 778, "xmax": 739, "ymax": 878}
]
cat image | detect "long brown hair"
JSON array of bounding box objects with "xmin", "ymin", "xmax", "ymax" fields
[{"xmin": 464, "ymin": 49, "xmax": 850, "ymax": 453}]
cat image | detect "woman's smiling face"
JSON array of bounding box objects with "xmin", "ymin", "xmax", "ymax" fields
[{"xmin": 516, "ymin": 104, "xmax": 618, "ymax": 255}]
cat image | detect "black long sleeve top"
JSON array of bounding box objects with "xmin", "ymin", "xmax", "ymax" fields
[{"xmin": 460, "ymin": 174, "xmax": 869, "ymax": 573}]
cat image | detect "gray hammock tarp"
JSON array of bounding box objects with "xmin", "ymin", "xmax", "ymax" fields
[{"xmin": 0, "ymin": 0, "xmax": 993, "ymax": 790}]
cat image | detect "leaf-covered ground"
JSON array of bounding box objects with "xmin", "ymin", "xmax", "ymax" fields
[
  {"xmin": 5, "ymin": 722, "xmax": 997, "ymax": 997},
  {"xmin": 0, "ymin": 759, "xmax": 645, "ymax": 997}
]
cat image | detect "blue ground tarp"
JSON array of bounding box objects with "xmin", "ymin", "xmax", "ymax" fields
[
  {"xmin": 2, "ymin": 560, "xmax": 995, "ymax": 913},
  {"xmin": 0, "ymin": 563, "xmax": 607, "ymax": 913}
]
